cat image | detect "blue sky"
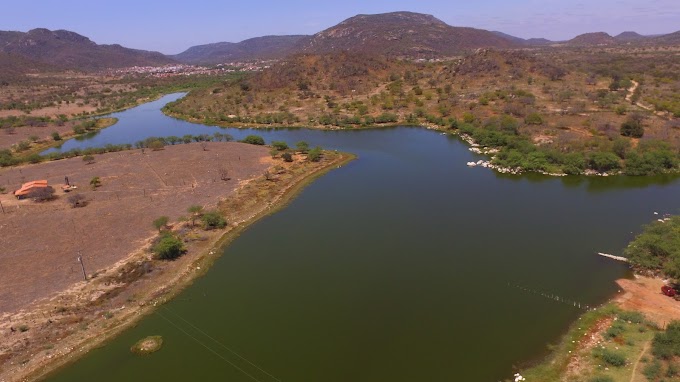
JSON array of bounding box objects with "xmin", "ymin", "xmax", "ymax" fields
[{"xmin": 4, "ymin": 0, "xmax": 680, "ymax": 54}]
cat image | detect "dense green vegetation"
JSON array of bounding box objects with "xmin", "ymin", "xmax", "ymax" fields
[
  {"xmin": 241, "ymin": 135, "xmax": 265, "ymax": 145},
  {"xmin": 652, "ymin": 321, "xmax": 680, "ymax": 360},
  {"xmin": 201, "ymin": 211, "xmax": 227, "ymax": 230},
  {"xmin": 455, "ymin": 118, "xmax": 678, "ymax": 175},
  {"xmin": 625, "ymin": 216, "xmax": 680, "ymax": 278},
  {"xmin": 153, "ymin": 232, "xmax": 185, "ymax": 260},
  {"xmin": 0, "ymin": 133, "xmax": 240, "ymax": 167}
]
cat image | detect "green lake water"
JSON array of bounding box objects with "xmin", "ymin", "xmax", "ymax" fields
[{"xmin": 46, "ymin": 94, "xmax": 680, "ymax": 381}]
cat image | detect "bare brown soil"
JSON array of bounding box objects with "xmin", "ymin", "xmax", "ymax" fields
[
  {"xmin": 615, "ymin": 276, "xmax": 680, "ymax": 326},
  {"xmin": 0, "ymin": 144, "xmax": 351, "ymax": 382},
  {"xmin": 0, "ymin": 142, "xmax": 270, "ymax": 313}
]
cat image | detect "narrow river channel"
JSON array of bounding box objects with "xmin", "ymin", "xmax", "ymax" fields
[{"xmin": 47, "ymin": 93, "xmax": 680, "ymax": 381}]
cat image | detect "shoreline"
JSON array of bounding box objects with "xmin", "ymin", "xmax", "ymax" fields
[
  {"xmin": 163, "ymin": 109, "xmax": 678, "ymax": 179},
  {"xmin": 1, "ymin": 150, "xmax": 354, "ymax": 382},
  {"xmin": 521, "ymin": 273, "xmax": 680, "ymax": 381}
]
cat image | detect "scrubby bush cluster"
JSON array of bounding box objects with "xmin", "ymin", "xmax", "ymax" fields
[
  {"xmin": 625, "ymin": 216, "xmax": 680, "ymax": 277},
  {"xmin": 455, "ymin": 115, "xmax": 677, "ymax": 175},
  {"xmin": 153, "ymin": 232, "xmax": 185, "ymax": 260}
]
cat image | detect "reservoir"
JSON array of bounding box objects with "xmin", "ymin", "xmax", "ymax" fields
[{"xmin": 47, "ymin": 93, "xmax": 680, "ymax": 381}]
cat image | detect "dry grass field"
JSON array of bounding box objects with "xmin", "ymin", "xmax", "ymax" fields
[{"xmin": 0, "ymin": 142, "xmax": 271, "ymax": 313}]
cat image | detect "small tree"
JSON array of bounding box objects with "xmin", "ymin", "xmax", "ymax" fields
[
  {"xmin": 241, "ymin": 135, "xmax": 265, "ymax": 145},
  {"xmin": 83, "ymin": 154, "xmax": 95, "ymax": 164},
  {"xmin": 16, "ymin": 141, "xmax": 30, "ymax": 152},
  {"xmin": 620, "ymin": 116, "xmax": 644, "ymax": 138},
  {"xmin": 148, "ymin": 140, "xmax": 165, "ymax": 151},
  {"xmin": 307, "ymin": 147, "xmax": 322, "ymax": 162},
  {"xmin": 67, "ymin": 193, "xmax": 86, "ymax": 208},
  {"xmin": 153, "ymin": 216, "xmax": 169, "ymax": 232},
  {"xmin": 296, "ymin": 141, "xmax": 310, "ymax": 153},
  {"xmin": 201, "ymin": 211, "xmax": 227, "ymax": 230},
  {"xmin": 271, "ymin": 141, "xmax": 289, "ymax": 151},
  {"xmin": 90, "ymin": 176, "xmax": 101, "ymax": 190},
  {"xmin": 187, "ymin": 205, "xmax": 204, "ymax": 227},
  {"xmin": 153, "ymin": 233, "xmax": 185, "ymax": 260},
  {"xmin": 524, "ymin": 112, "xmax": 544, "ymax": 125}
]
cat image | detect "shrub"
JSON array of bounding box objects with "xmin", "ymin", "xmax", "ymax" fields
[
  {"xmin": 271, "ymin": 141, "xmax": 289, "ymax": 151},
  {"xmin": 90, "ymin": 176, "xmax": 101, "ymax": 190},
  {"xmin": 153, "ymin": 233, "xmax": 185, "ymax": 260},
  {"xmin": 307, "ymin": 147, "xmax": 322, "ymax": 162},
  {"xmin": 241, "ymin": 135, "xmax": 265, "ymax": 145},
  {"xmin": 620, "ymin": 117, "xmax": 644, "ymax": 138},
  {"xmin": 605, "ymin": 322, "xmax": 625, "ymax": 339},
  {"xmin": 27, "ymin": 154, "xmax": 42, "ymax": 164},
  {"xmin": 27, "ymin": 186, "xmax": 54, "ymax": 202},
  {"xmin": 643, "ymin": 359, "xmax": 662, "ymax": 380},
  {"xmin": 83, "ymin": 154, "xmax": 95, "ymax": 164},
  {"xmin": 281, "ymin": 152, "xmax": 293, "ymax": 162},
  {"xmin": 653, "ymin": 321, "xmax": 680, "ymax": 359},
  {"xmin": 296, "ymin": 141, "xmax": 310, "ymax": 153},
  {"xmin": 597, "ymin": 348, "xmax": 626, "ymax": 367},
  {"xmin": 618, "ymin": 311, "xmax": 645, "ymax": 324},
  {"xmin": 51, "ymin": 131, "xmax": 62, "ymax": 141},
  {"xmin": 589, "ymin": 152, "xmax": 620, "ymax": 172},
  {"xmin": 201, "ymin": 211, "xmax": 227, "ymax": 230},
  {"xmin": 668, "ymin": 361, "xmax": 679, "ymax": 377},
  {"xmin": 148, "ymin": 139, "xmax": 165, "ymax": 151},
  {"xmin": 525, "ymin": 112, "xmax": 544, "ymax": 125},
  {"xmin": 375, "ymin": 113, "xmax": 398, "ymax": 124},
  {"xmin": 16, "ymin": 140, "xmax": 30, "ymax": 152},
  {"xmin": 67, "ymin": 193, "xmax": 87, "ymax": 208}
]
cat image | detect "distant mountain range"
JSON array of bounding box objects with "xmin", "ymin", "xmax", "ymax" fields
[
  {"xmin": 294, "ymin": 12, "xmax": 515, "ymax": 57},
  {"xmin": 0, "ymin": 28, "xmax": 173, "ymax": 72},
  {"xmin": 171, "ymin": 35, "xmax": 309, "ymax": 65},
  {"xmin": 2, "ymin": 11, "xmax": 680, "ymax": 72}
]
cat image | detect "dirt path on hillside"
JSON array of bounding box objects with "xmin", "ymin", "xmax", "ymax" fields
[
  {"xmin": 629, "ymin": 340, "xmax": 651, "ymax": 382},
  {"xmin": 626, "ymin": 81, "xmax": 654, "ymax": 112}
]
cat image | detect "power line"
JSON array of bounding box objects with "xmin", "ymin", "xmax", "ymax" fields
[
  {"xmin": 163, "ymin": 307, "xmax": 281, "ymax": 382},
  {"xmin": 155, "ymin": 310, "xmax": 264, "ymax": 382}
]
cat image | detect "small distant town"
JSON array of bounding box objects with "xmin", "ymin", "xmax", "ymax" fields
[{"xmin": 106, "ymin": 60, "xmax": 277, "ymax": 77}]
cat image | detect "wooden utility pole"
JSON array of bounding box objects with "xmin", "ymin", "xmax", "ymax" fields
[
  {"xmin": 77, "ymin": 254, "xmax": 87, "ymax": 281},
  {"xmin": 0, "ymin": 199, "xmax": 4, "ymax": 214}
]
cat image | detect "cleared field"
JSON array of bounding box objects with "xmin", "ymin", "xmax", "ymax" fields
[{"xmin": 0, "ymin": 141, "xmax": 271, "ymax": 313}]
